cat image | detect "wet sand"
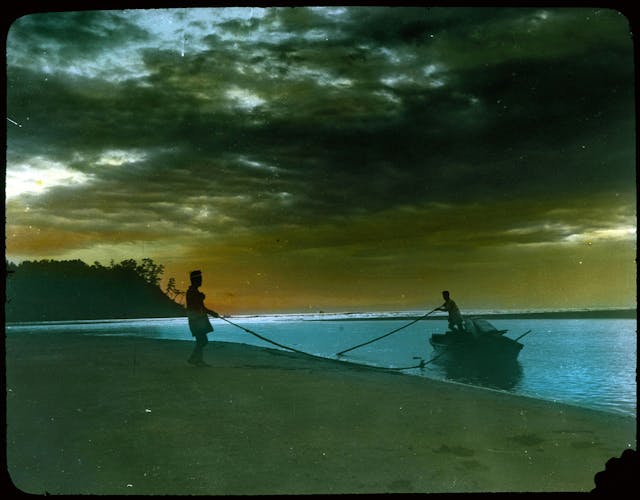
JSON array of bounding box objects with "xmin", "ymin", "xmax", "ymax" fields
[{"xmin": 5, "ymin": 332, "xmax": 636, "ymax": 494}]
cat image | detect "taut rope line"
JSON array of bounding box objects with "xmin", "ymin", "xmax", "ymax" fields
[
  {"xmin": 218, "ymin": 316, "xmax": 319, "ymax": 359},
  {"xmin": 216, "ymin": 315, "xmax": 424, "ymax": 371},
  {"xmin": 336, "ymin": 308, "xmax": 439, "ymax": 357}
]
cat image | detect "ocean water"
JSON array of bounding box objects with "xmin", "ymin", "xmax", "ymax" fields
[{"xmin": 6, "ymin": 314, "xmax": 637, "ymax": 417}]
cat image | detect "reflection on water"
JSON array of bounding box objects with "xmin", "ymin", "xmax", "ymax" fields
[{"xmin": 433, "ymin": 357, "xmax": 524, "ymax": 391}]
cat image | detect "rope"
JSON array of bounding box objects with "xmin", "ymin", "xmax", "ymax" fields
[
  {"xmin": 386, "ymin": 357, "xmax": 427, "ymax": 371},
  {"xmin": 336, "ymin": 308, "xmax": 439, "ymax": 356},
  {"xmin": 421, "ymin": 349, "xmax": 449, "ymax": 366},
  {"xmin": 389, "ymin": 349, "xmax": 449, "ymax": 370},
  {"xmin": 217, "ymin": 315, "xmax": 427, "ymax": 371},
  {"xmin": 218, "ymin": 316, "xmax": 323, "ymax": 359}
]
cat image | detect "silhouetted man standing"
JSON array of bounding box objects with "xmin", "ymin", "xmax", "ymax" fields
[{"xmin": 186, "ymin": 270, "xmax": 219, "ymax": 367}]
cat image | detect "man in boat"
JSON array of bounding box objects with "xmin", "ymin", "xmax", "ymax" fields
[{"xmin": 436, "ymin": 290, "xmax": 465, "ymax": 333}]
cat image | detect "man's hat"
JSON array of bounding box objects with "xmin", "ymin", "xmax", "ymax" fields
[{"xmin": 190, "ymin": 270, "xmax": 202, "ymax": 279}]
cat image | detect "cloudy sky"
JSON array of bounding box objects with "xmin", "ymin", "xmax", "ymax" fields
[{"xmin": 5, "ymin": 6, "xmax": 636, "ymax": 314}]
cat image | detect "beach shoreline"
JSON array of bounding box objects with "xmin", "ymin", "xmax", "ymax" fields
[
  {"xmin": 4, "ymin": 307, "xmax": 636, "ymax": 326},
  {"xmin": 5, "ymin": 331, "xmax": 636, "ymax": 495}
]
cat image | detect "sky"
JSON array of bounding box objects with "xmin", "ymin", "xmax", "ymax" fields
[{"xmin": 5, "ymin": 6, "xmax": 637, "ymax": 314}]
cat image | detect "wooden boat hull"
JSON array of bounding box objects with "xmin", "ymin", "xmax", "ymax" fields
[
  {"xmin": 428, "ymin": 319, "xmax": 526, "ymax": 389},
  {"xmin": 429, "ymin": 331, "xmax": 523, "ymax": 363}
]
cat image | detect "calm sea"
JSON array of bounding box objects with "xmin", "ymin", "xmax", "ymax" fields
[{"xmin": 6, "ymin": 314, "xmax": 637, "ymax": 417}]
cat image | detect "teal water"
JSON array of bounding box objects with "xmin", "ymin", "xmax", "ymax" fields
[{"xmin": 6, "ymin": 316, "xmax": 636, "ymax": 417}]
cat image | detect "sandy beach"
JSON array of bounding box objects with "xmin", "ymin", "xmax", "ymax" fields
[{"xmin": 5, "ymin": 331, "xmax": 636, "ymax": 495}]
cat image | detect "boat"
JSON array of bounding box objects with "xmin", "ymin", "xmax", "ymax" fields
[{"xmin": 429, "ymin": 317, "xmax": 528, "ymax": 365}]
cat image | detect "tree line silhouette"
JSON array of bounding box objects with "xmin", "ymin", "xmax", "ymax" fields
[{"xmin": 5, "ymin": 258, "xmax": 186, "ymax": 322}]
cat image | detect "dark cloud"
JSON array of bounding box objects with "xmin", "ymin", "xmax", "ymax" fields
[
  {"xmin": 7, "ymin": 10, "xmax": 150, "ymax": 68},
  {"xmin": 5, "ymin": 7, "xmax": 635, "ymax": 311}
]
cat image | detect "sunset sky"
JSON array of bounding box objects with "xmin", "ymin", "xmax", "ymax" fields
[{"xmin": 5, "ymin": 6, "xmax": 636, "ymax": 314}]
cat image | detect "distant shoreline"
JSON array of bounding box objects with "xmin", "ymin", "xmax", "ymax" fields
[
  {"xmin": 463, "ymin": 309, "xmax": 637, "ymax": 320},
  {"xmin": 312, "ymin": 308, "xmax": 637, "ymax": 321}
]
